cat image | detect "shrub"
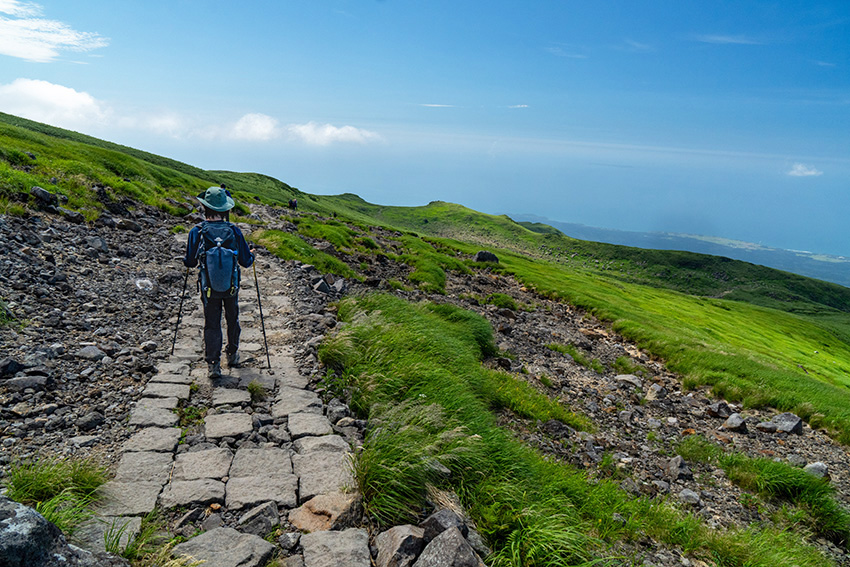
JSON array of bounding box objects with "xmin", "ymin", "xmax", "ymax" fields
[
  {"xmin": 247, "ymin": 380, "xmax": 266, "ymax": 402},
  {"xmin": 486, "ymin": 293, "xmax": 518, "ymax": 311}
]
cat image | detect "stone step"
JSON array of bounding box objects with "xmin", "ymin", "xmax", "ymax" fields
[{"xmin": 91, "ymin": 276, "xmax": 366, "ymax": 566}]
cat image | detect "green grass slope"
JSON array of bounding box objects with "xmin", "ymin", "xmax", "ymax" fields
[{"xmin": 3, "ymin": 112, "xmax": 850, "ymax": 441}]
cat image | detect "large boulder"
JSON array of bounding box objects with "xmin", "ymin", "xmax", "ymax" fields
[
  {"xmin": 664, "ymin": 455, "xmax": 693, "ymax": 481},
  {"xmin": 412, "ymin": 526, "xmax": 485, "ymax": 567},
  {"xmin": 473, "ymin": 251, "xmax": 499, "ymax": 263},
  {"xmin": 30, "ymin": 186, "xmax": 58, "ymax": 207},
  {"xmin": 375, "ymin": 525, "xmax": 425, "ymax": 567},
  {"xmin": 0, "ymin": 496, "xmax": 127, "ymax": 567}
]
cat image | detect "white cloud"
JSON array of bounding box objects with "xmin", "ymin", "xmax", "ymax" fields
[
  {"xmin": 0, "ymin": 78, "xmax": 109, "ymax": 127},
  {"xmin": 509, "ymin": 104, "xmax": 529, "ymax": 109},
  {"xmin": 692, "ymin": 34, "xmax": 761, "ymax": 45},
  {"xmin": 420, "ymin": 103, "xmax": 455, "ymax": 108},
  {"xmin": 0, "ymin": 0, "xmax": 40, "ymax": 17},
  {"xmin": 287, "ymin": 122, "xmax": 381, "ymax": 146},
  {"xmin": 231, "ymin": 113, "xmax": 281, "ymax": 141},
  {"xmin": 787, "ymin": 163, "xmax": 823, "ymax": 177},
  {"xmin": 0, "ymin": 77, "xmax": 378, "ymax": 147},
  {"xmin": 0, "ymin": 1, "xmax": 107, "ymax": 62}
]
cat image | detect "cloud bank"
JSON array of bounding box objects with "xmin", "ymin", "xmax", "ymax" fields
[
  {"xmin": 0, "ymin": 78, "xmax": 109, "ymax": 127},
  {"xmin": 0, "ymin": 78, "xmax": 380, "ymax": 147},
  {"xmin": 787, "ymin": 163, "xmax": 823, "ymax": 177},
  {"xmin": 287, "ymin": 122, "xmax": 381, "ymax": 145},
  {"xmin": 0, "ymin": 0, "xmax": 108, "ymax": 62}
]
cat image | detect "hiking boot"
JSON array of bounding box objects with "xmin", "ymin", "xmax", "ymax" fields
[
  {"xmin": 208, "ymin": 361, "xmax": 222, "ymax": 379},
  {"xmin": 226, "ymin": 351, "xmax": 240, "ymax": 368}
]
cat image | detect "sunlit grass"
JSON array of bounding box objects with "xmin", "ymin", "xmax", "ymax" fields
[
  {"xmin": 322, "ymin": 292, "xmax": 835, "ymax": 566},
  {"xmin": 4, "ymin": 457, "xmax": 107, "ymax": 535}
]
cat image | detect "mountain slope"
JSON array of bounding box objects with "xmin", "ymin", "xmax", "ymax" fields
[{"xmin": 514, "ymin": 213, "xmax": 850, "ymax": 288}]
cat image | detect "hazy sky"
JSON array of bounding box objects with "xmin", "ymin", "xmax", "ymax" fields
[{"xmin": 1, "ymin": 1, "xmax": 848, "ymax": 255}]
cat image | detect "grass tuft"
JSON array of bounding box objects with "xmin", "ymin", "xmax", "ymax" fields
[
  {"xmin": 678, "ymin": 435, "xmax": 850, "ymax": 545},
  {"xmin": 4, "ymin": 456, "xmax": 107, "ymax": 535}
]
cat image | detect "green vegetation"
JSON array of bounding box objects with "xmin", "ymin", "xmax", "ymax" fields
[
  {"xmin": 393, "ymin": 235, "xmax": 470, "ymax": 294},
  {"xmin": 678, "ymin": 435, "xmax": 850, "ymax": 545},
  {"xmin": 251, "ymin": 228, "xmax": 354, "ymax": 278},
  {"xmin": 0, "ymin": 113, "xmax": 212, "ymax": 219},
  {"xmin": 0, "ymin": 297, "xmax": 15, "ymax": 326},
  {"xmin": 486, "ymin": 292, "xmax": 518, "ymax": 311},
  {"xmin": 4, "ymin": 457, "xmax": 107, "ymax": 535},
  {"xmin": 5, "ymin": 110, "xmax": 850, "ymax": 564},
  {"xmin": 176, "ymin": 404, "xmax": 207, "ymax": 428},
  {"xmin": 612, "ymin": 356, "xmax": 647, "ymax": 376},
  {"xmin": 320, "ymin": 293, "xmax": 833, "ymax": 566},
  {"xmin": 7, "ymin": 113, "xmax": 849, "ymax": 445},
  {"xmin": 268, "ymin": 196, "xmax": 850, "ymax": 443},
  {"xmin": 247, "ymin": 379, "xmax": 267, "ymax": 402},
  {"xmin": 548, "ymin": 343, "xmax": 605, "ymax": 374}
]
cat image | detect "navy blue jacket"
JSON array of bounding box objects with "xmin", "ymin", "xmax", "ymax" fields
[{"xmin": 183, "ymin": 221, "xmax": 255, "ymax": 269}]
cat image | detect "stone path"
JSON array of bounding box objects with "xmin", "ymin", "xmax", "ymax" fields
[{"xmin": 77, "ymin": 246, "xmax": 369, "ymax": 567}]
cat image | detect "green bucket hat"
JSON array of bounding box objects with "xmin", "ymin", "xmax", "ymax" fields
[{"xmin": 198, "ymin": 187, "xmax": 235, "ymax": 212}]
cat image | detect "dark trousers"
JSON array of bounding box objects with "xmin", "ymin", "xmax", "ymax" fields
[{"xmin": 202, "ymin": 294, "xmax": 240, "ymax": 363}]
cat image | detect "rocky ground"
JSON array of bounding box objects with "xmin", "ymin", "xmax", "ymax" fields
[{"xmin": 1, "ymin": 198, "xmax": 849, "ymax": 566}]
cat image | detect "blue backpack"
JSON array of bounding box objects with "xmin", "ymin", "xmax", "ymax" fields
[{"xmin": 197, "ymin": 221, "xmax": 240, "ymax": 297}]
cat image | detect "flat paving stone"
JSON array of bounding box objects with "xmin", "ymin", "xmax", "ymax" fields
[
  {"xmin": 266, "ymin": 295, "xmax": 293, "ymax": 309},
  {"xmin": 76, "ymin": 515, "xmax": 142, "ymax": 553},
  {"xmin": 237, "ymin": 372, "xmax": 276, "ymax": 391},
  {"xmin": 172, "ymin": 448, "xmax": 233, "ymax": 480},
  {"xmin": 159, "ymin": 479, "xmax": 226, "ymax": 509},
  {"xmin": 212, "ymin": 388, "xmax": 251, "ymax": 406},
  {"xmin": 301, "ymin": 529, "xmax": 370, "ymax": 567},
  {"xmin": 97, "ymin": 481, "xmax": 162, "ymax": 516},
  {"xmin": 225, "ymin": 474, "xmax": 298, "ymax": 510},
  {"xmin": 136, "ymin": 396, "xmax": 179, "ymax": 410},
  {"xmin": 240, "ymin": 328, "xmax": 264, "ymax": 342},
  {"xmin": 173, "ymin": 527, "xmax": 274, "ymax": 567},
  {"xmin": 288, "ymin": 413, "xmax": 333, "ymax": 440},
  {"xmin": 149, "ymin": 373, "xmax": 194, "ymax": 384},
  {"xmin": 292, "ymin": 451, "xmax": 354, "ymax": 502},
  {"xmin": 129, "ymin": 404, "xmax": 179, "ymax": 428},
  {"xmin": 114, "ymin": 451, "xmax": 174, "ymax": 484},
  {"xmin": 230, "ymin": 447, "xmax": 292, "ymax": 477},
  {"xmin": 156, "ymin": 362, "xmax": 190, "ymax": 374},
  {"xmin": 272, "ymin": 357, "xmax": 309, "ymax": 388},
  {"xmin": 272, "ymin": 387, "xmax": 323, "ymax": 418},
  {"xmin": 293, "ymin": 435, "xmax": 350, "ymax": 454},
  {"xmin": 204, "ymin": 413, "xmax": 254, "ymax": 439},
  {"xmin": 143, "ymin": 382, "xmax": 190, "ymax": 400},
  {"xmin": 123, "ymin": 427, "xmax": 182, "ymax": 452}
]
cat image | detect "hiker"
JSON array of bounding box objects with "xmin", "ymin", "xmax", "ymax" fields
[
  {"xmin": 183, "ymin": 187, "xmax": 255, "ymax": 378},
  {"xmin": 288, "ymin": 198, "xmax": 297, "ymax": 210}
]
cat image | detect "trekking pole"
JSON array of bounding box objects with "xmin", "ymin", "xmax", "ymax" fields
[
  {"xmin": 171, "ymin": 267, "xmax": 190, "ymax": 355},
  {"xmin": 253, "ymin": 262, "xmax": 272, "ymax": 370}
]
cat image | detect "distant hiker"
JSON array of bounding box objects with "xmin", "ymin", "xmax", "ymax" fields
[
  {"xmin": 183, "ymin": 187, "xmax": 255, "ymax": 379},
  {"xmin": 288, "ymin": 198, "xmax": 297, "ymax": 210}
]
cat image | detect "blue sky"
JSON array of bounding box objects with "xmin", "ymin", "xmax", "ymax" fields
[{"xmin": 1, "ymin": 1, "xmax": 848, "ymax": 255}]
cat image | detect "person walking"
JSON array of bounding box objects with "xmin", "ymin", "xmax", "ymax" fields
[{"xmin": 183, "ymin": 187, "xmax": 255, "ymax": 378}]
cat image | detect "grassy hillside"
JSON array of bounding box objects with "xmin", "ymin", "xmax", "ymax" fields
[
  {"xmin": 3, "ymin": 113, "xmax": 850, "ymax": 437},
  {"xmin": 4, "ymin": 112, "xmax": 850, "ymax": 565},
  {"xmin": 0, "ymin": 113, "xmax": 212, "ymax": 219}
]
